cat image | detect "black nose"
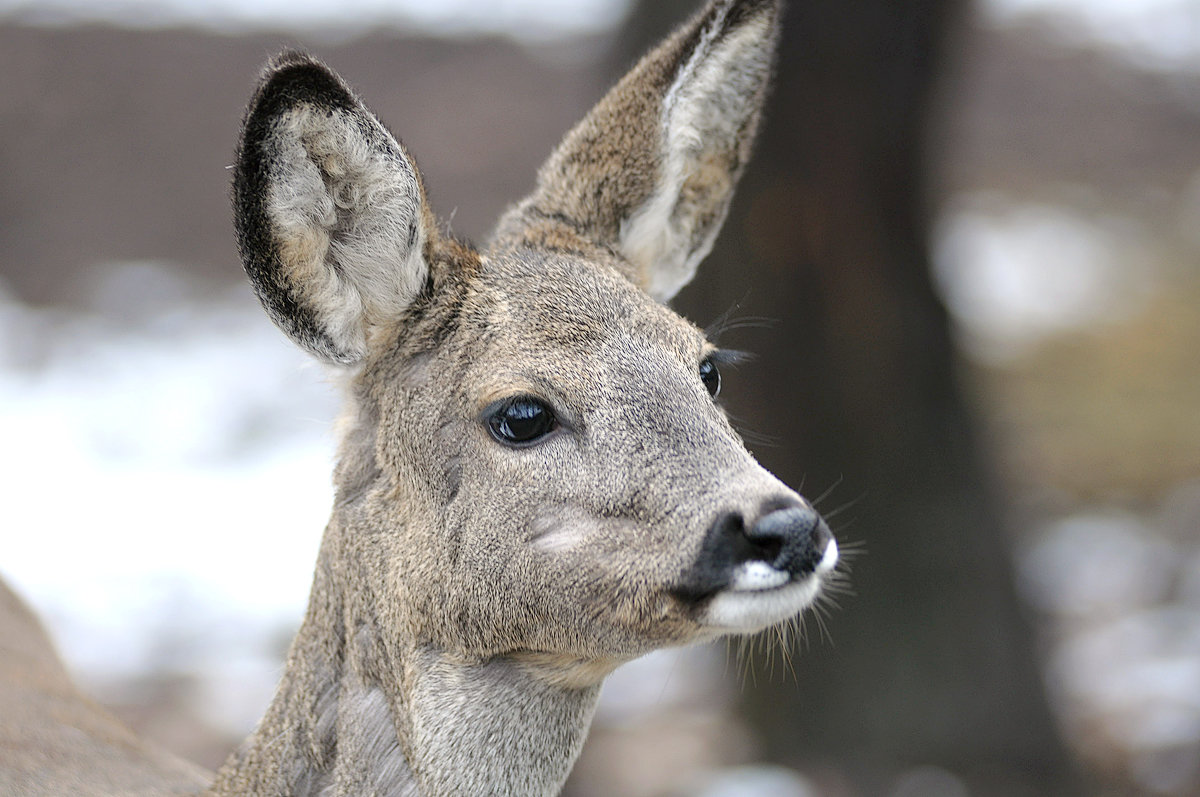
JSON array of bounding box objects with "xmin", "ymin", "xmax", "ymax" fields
[
  {"xmin": 745, "ymin": 505, "xmax": 832, "ymax": 577},
  {"xmin": 671, "ymin": 501, "xmax": 835, "ymax": 604}
]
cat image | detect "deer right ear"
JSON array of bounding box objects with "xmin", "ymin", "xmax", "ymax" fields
[
  {"xmin": 493, "ymin": 0, "xmax": 779, "ymax": 304},
  {"xmin": 234, "ymin": 52, "xmax": 434, "ymax": 364}
]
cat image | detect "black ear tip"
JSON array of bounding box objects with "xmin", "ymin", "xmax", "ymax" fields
[
  {"xmin": 249, "ymin": 51, "xmax": 355, "ymax": 117},
  {"xmin": 267, "ymin": 49, "xmax": 321, "ymax": 71},
  {"xmin": 258, "ymin": 50, "xmax": 326, "ymax": 89}
]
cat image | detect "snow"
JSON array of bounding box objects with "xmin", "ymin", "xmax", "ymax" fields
[
  {"xmin": 985, "ymin": 0, "xmax": 1200, "ymax": 71},
  {"xmin": 0, "ymin": 265, "xmax": 339, "ymax": 732},
  {"xmin": 932, "ymin": 196, "xmax": 1157, "ymax": 361}
]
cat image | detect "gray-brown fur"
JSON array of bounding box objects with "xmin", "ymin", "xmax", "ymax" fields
[
  {"xmin": 0, "ymin": 1, "xmax": 840, "ymax": 795},
  {"xmin": 0, "ymin": 580, "xmax": 211, "ymax": 796}
]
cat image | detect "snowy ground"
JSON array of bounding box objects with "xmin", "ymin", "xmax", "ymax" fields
[
  {"xmin": 933, "ymin": 193, "xmax": 1160, "ymax": 362},
  {"xmin": 0, "ymin": 264, "xmax": 339, "ymax": 732}
]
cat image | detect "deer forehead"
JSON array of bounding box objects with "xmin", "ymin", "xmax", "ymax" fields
[
  {"xmin": 410, "ymin": 251, "xmax": 712, "ymax": 407},
  {"xmin": 482, "ymin": 251, "xmax": 703, "ymax": 342}
]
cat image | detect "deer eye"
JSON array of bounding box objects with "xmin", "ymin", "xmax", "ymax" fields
[
  {"xmin": 699, "ymin": 357, "xmax": 721, "ymax": 398},
  {"xmin": 487, "ymin": 396, "xmax": 558, "ymax": 447}
]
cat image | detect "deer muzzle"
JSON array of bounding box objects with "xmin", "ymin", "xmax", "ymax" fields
[{"xmin": 672, "ymin": 499, "xmax": 838, "ymax": 634}]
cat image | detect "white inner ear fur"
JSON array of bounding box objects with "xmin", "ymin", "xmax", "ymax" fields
[
  {"xmin": 267, "ymin": 105, "xmax": 429, "ymax": 361},
  {"xmin": 619, "ymin": 12, "xmax": 772, "ymax": 303}
]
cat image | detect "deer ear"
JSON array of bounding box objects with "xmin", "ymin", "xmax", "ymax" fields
[
  {"xmin": 234, "ymin": 51, "xmax": 434, "ymax": 364},
  {"xmin": 494, "ymin": 0, "xmax": 779, "ymax": 303}
]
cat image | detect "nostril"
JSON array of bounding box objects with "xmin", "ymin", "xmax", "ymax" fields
[
  {"xmin": 673, "ymin": 503, "xmax": 837, "ymax": 603},
  {"xmin": 744, "ymin": 508, "xmax": 805, "ymax": 563},
  {"xmin": 743, "ymin": 528, "xmax": 784, "ymax": 564},
  {"xmin": 746, "ymin": 506, "xmax": 831, "ymax": 576}
]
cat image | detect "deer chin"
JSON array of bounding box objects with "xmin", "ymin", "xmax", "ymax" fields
[{"xmin": 703, "ymin": 536, "xmax": 838, "ymax": 634}]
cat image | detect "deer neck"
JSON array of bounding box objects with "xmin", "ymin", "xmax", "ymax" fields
[
  {"xmin": 208, "ymin": 566, "xmax": 603, "ymax": 797},
  {"xmin": 399, "ymin": 648, "xmax": 603, "ymax": 795}
]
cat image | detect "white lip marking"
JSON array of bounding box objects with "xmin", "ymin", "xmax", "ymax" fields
[
  {"xmin": 705, "ymin": 577, "xmax": 822, "ymax": 633},
  {"xmin": 730, "ymin": 560, "xmax": 789, "ymax": 592},
  {"xmin": 704, "ymin": 535, "xmax": 839, "ymax": 633}
]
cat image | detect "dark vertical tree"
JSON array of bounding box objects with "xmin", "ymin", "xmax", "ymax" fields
[{"xmin": 611, "ymin": 1, "xmax": 1077, "ymax": 793}]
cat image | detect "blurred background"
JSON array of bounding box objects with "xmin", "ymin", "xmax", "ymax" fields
[{"xmin": 0, "ymin": 0, "xmax": 1197, "ymax": 794}]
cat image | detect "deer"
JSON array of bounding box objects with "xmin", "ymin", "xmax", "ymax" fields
[{"xmin": 0, "ymin": 0, "xmax": 839, "ymax": 794}]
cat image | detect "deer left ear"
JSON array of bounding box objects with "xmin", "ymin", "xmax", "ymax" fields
[
  {"xmin": 493, "ymin": 0, "xmax": 779, "ymax": 303},
  {"xmin": 234, "ymin": 51, "xmax": 435, "ymax": 364}
]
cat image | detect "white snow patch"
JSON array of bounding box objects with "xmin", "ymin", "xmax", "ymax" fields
[
  {"xmin": 932, "ymin": 196, "xmax": 1156, "ymax": 361},
  {"xmin": 983, "ymin": 0, "xmax": 1200, "ymax": 71},
  {"xmin": 0, "ymin": 264, "xmax": 338, "ymax": 733}
]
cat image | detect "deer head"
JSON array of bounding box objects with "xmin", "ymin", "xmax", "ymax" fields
[{"xmin": 218, "ymin": 1, "xmax": 837, "ymax": 793}]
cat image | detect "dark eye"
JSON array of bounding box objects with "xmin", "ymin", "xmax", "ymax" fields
[
  {"xmin": 699, "ymin": 357, "xmax": 720, "ymax": 397},
  {"xmin": 487, "ymin": 396, "xmax": 558, "ymax": 446}
]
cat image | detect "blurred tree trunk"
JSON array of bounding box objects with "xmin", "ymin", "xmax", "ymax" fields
[{"xmin": 611, "ymin": 1, "xmax": 1077, "ymax": 793}]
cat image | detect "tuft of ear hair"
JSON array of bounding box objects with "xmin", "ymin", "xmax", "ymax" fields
[{"xmin": 233, "ymin": 51, "xmax": 436, "ymax": 364}]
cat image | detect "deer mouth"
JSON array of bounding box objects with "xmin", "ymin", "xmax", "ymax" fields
[
  {"xmin": 669, "ymin": 501, "xmax": 839, "ymax": 633},
  {"xmin": 728, "ymin": 534, "xmax": 839, "ymax": 592},
  {"xmin": 691, "ymin": 534, "xmax": 838, "ymax": 634}
]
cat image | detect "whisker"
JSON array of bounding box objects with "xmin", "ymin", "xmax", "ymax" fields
[
  {"xmin": 714, "ymin": 316, "xmax": 779, "ymax": 333},
  {"xmin": 822, "ymin": 493, "xmax": 865, "ymax": 521},
  {"xmin": 704, "ymin": 300, "xmax": 746, "ymax": 341},
  {"xmin": 810, "ymin": 601, "xmax": 835, "ymax": 647},
  {"xmin": 810, "ymin": 476, "xmax": 844, "ymax": 508},
  {"xmin": 731, "ymin": 424, "xmax": 780, "ymax": 449},
  {"xmin": 705, "ymin": 300, "xmax": 779, "ymax": 340},
  {"xmin": 829, "ymin": 538, "xmax": 866, "ymax": 567}
]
